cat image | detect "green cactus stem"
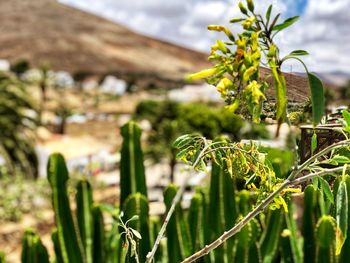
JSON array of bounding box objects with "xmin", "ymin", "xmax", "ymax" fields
[{"xmin": 120, "ymin": 121, "xmax": 147, "ymax": 208}]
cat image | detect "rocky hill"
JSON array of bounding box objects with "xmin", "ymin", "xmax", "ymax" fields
[{"xmin": 0, "ymin": 0, "xmax": 312, "ymax": 101}]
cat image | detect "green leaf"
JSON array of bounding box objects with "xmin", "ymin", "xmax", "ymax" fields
[
  {"xmin": 319, "ymin": 177, "xmax": 334, "ymax": 204},
  {"xmin": 269, "ymin": 13, "xmax": 281, "ymax": 32},
  {"xmin": 311, "ymin": 132, "xmax": 317, "ymax": 155},
  {"xmin": 272, "ymin": 16, "xmax": 299, "ymax": 31},
  {"xmin": 342, "ymin": 110, "xmax": 350, "ymax": 127},
  {"xmin": 308, "ymin": 72, "xmax": 325, "ymax": 125},
  {"xmin": 230, "ymin": 18, "xmax": 245, "ymax": 23},
  {"xmin": 289, "ymin": 50, "xmax": 309, "ymax": 56},
  {"xmin": 173, "ymin": 134, "xmax": 192, "ymax": 148},
  {"xmin": 127, "ymin": 215, "xmax": 140, "ymax": 223},
  {"xmin": 336, "ymin": 181, "xmax": 348, "ymax": 255},
  {"xmin": 130, "ymin": 228, "xmax": 142, "ymax": 240},
  {"xmin": 266, "ymin": 4, "xmax": 273, "ymax": 24},
  {"xmin": 332, "ymin": 155, "xmax": 350, "ymax": 164}
]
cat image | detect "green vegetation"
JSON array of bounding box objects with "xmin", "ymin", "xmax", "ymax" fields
[
  {"xmin": 0, "ymin": 72, "xmax": 38, "ymax": 178},
  {"xmin": 3, "ymin": 1, "xmax": 350, "ymax": 263},
  {"xmin": 135, "ymin": 100, "xmax": 269, "ymax": 181}
]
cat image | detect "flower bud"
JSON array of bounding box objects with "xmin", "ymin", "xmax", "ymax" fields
[
  {"xmin": 186, "ymin": 68, "xmax": 217, "ymax": 81},
  {"xmin": 247, "ymin": 0, "xmax": 255, "ymax": 12},
  {"xmin": 225, "ymin": 100, "xmax": 240, "ymax": 113},
  {"xmin": 242, "ymin": 66, "xmax": 257, "ymax": 82},
  {"xmin": 242, "ymin": 16, "xmax": 256, "ymax": 30},
  {"xmin": 216, "ymin": 40, "xmax": 228, "ymax": 53},
  {"xmin": 238, "ymin": 2, "xmax": 248, "ymax": 15},
  {"xmin": 267, "ymin": 44, "xmax": 277, "ymax": 58}
]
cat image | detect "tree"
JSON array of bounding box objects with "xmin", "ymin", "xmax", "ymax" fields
[
  {"xmin": 0, "ymin": 72, "xmax": 38, "ymax": 178},
  {"xmin": 135, "ymin": 100, "xmax": 248, "ymax": 182},
  {"xmin": 10, "ymin": 59, "xmax": 30, "ymax": 76}
]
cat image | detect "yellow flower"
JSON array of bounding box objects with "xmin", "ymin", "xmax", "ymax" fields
[
  {"xmin": 242, "ymin": 66, "xmax": 257, "ymax": 82},
  {"xmin": 242, "ymin": 16, "xmax": 256, "ymax": 30},
  {"xmin": 245, "ymin": 80, "xmax": 266, "ymax": 104},
  {"xmin": 225, "ymin": 100, "xmax": 240, "ymax": 113},
  {"xmin": 186, "ymin": 68, "xmax": 218, "ymax": 81},
  {"xmin": 216, "ymin": 78, "xmax": 233, "ymax": 97}
]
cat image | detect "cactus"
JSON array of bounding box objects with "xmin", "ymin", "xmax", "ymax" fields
[
  {"xmin": 234, "ymin": 218, "xmax": 261, "ymax": 263},
  {"xmin": 47, "ymin": 153, "xmax": 85, "ymax": 263},
  {"xmin": 280, "ymin": 202, "xmax": 303, "ymax": 263},
  {"xmin": 21, "ymin": 229, "xmax": 50, "ymax": 263},
  {"xmin": 187, "ymin": 192, "xmax": 204, "ymax": 253},
  {"xmin": 150, "ymin": 216, "xmax": 166, "ymax": 263},
  {"xmin": 338, "ymin": 175, "xmax": 350, "ymax": 262},
  {"xmin": 207, "ymin": 161, "xmax": 238, "ymax": 262},
  {"xmin": 92, "ymin": 205, "xmax": 106, "ymax": 263},
  {"xmin": 105, "ymin": 220, "xmax": 123, "ymax": 263},
  {"xmin": 76, "ymin": 179, "xmax": 94, "ymax": 263},
  {"xmin": 164, "ymin": 184, "xmax": 192, "ymax": 263},
  {"xmin": 302, "ymin": 185, "xmax": 319, "ymax": 263},
  {"xmin": 123, "ymin": 193, "xmax": 151, "ymax": 262},
  {"xmin": 52, "ymin": 230, "xmax": 64, "ymax": 263},
  {"xmin": 259, "ymin": 209, "xmax": 283, "ymax": 263},
  {"xmin": 315, "ymin": 215, "xmax": 336, "ymax": 263},
  {"xmin": 120, "ymin": 121, "xmax": 148, "ymax": 208}
]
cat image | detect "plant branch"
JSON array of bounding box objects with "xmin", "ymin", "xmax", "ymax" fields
[
  {"xmin": 181, "ymin": 150, "xmax": 350, "ymax": 263},
  {"xmin": 146, "ymin": 138, "xmax": 209, "ymax": 263}
]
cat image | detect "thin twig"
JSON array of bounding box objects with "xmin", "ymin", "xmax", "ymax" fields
[
  {"xmin": 145, "ymin": 138, "xmax": 209, "ymax": 263},
  {"xmin": 181, "ymin": 154, "xmax": 350, "ymax": 263}
]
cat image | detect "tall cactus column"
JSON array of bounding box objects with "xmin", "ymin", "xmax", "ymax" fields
[
  {"xmin": 120, "ymin": 121, "xmax": 148, "ymax": 208},
  {"xmin": 47, "ymin": 153, "xmax": 85, "ymax": 263}
]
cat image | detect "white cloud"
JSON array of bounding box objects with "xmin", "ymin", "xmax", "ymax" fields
[{"xmin": 59, "ymin": 0, "xmax": 350, "ymax": 74}]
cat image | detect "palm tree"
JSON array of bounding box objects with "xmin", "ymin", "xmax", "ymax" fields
[{"xmin": 0, "ymin": 72, "xmax": 38, "ymax": 178}]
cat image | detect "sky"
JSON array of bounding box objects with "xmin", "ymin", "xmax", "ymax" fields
[{"xmin": 59, "ymin": 0, "xmax": 350, "ymax": 75}]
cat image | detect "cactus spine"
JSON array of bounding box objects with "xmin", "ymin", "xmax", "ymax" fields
[
  {"xmin": 315, "ymin": 215, "xmax": 336, "ymax": 263},
  {"xmin": 47, "ymin": 153, "xmax": 84, "ymax": 263},
  {"xmin": 21, "ymin": 229, "xmax": 50, "ymax": 263},
  {"xmin": 123, "ymin": 193, "xmax": 151, "ymax": 262},
  {"xmin": 76, "ymin": 179, "xmax": 94, "ymax": 263},
  {"xmin": 120, "ymin": 121, "xmax": 148, "ymax": 208},
  {"xmin": 164, "ymin": 184, "xmax": 192, "ymax": 263}
]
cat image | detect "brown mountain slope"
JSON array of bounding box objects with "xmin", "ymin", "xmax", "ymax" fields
[
  {"xmin": 0, "ymin": 0, "xmax": 310, "ymax": 101},
  {"xmin": 0, "ymin": 0, "xmax": 209, "ymax": 79}
]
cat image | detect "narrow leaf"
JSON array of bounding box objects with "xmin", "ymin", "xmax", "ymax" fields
[
  {"xmin": 332, "ymin": 155, "xmax": 350, "ymax": 164},
  {"xmin": 336, "ymin": 181, "xmax": 348, "ymax": 255},
  {"xmin": 266, "ymin": 4, "xmax": 273, "ymax": 24},
  {"xmin": 308, "ymin": 73, "xmax": 325, "ymax": 125},
  {"xmin": 130, "ymin": 228, "xmax": 142, "ymax": 240},
  {"xmin": 269, "ymin": 13, "xmax": 281, "ymax": 33},
  {"xmin": 342, "ymin": 110, "xmax": 350, "ymax": 127},
  {"xmin": 230, "ymin": 18, "xmax": 245, "ymax": 23},
  {"xmin": 311, "ymin": 132, "xmax": 317, "ymax": 155},
  {"xmin": 319, "ymin": 177, "xmax": 334, "ymax": 204},
  {"xmin": 289, "ymin": 50, "xmax": 309, "ymax": 56},
  {"xmin": 273, "ymin": 16, "xmax": 299, "ymax": 31}
]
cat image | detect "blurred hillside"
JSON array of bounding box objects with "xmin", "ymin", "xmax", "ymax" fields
[
  {"xmin": 0, "ymin": 0, "xmax": 320, "ymax": 102},
  {"xmin": 0, "ymin": 0, "xmax": 210, "ymax": 80}
]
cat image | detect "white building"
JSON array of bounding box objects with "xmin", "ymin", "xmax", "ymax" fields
[
  {"xmin": 54, "ymin": 71, "xmax": 74, "ymax": 88},
  {"xmin": 0, "ymin": 59, "xmax": 10, "ymax": 71},
  {"xmin": 100, "ymin": 76, "xmax": 127, "ymax": 95},
  {"xmin": 168, "ymin": 84, "xmax": 221, "ymax": 103}
]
